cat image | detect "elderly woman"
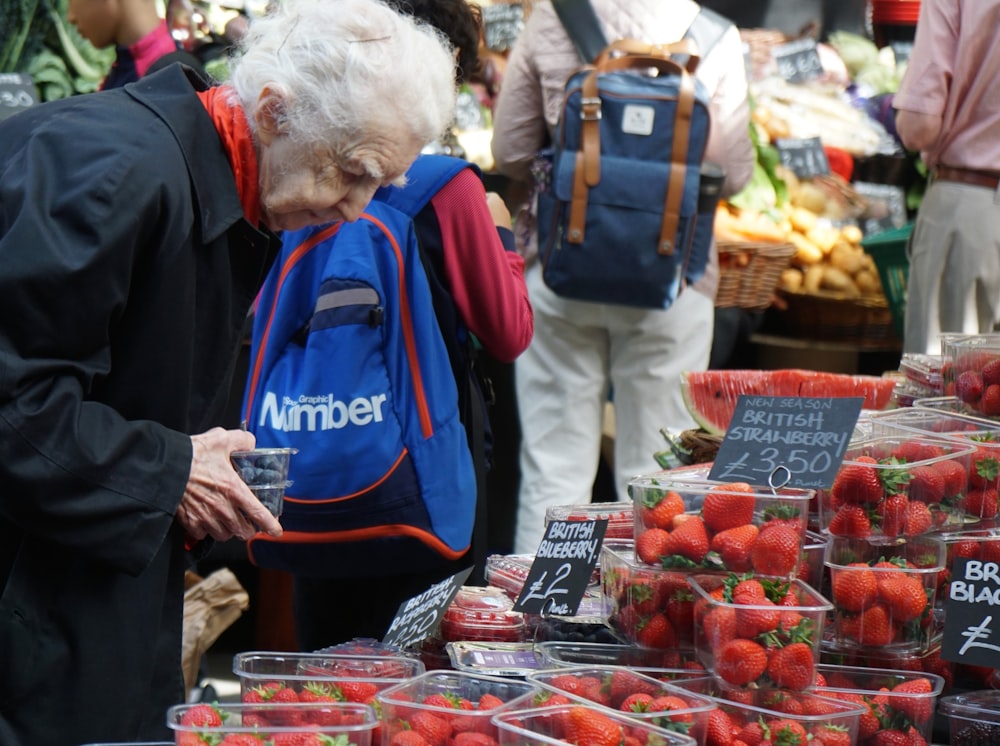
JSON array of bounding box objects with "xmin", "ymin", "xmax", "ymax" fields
[{"xmin": 0, "ymin": 1, "xmax": 456, "ymax": 744}]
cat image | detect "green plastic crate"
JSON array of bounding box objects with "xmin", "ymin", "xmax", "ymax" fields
[{"xmin": 862, "ymin": 223, "xmax": 913, "ymax": 340}]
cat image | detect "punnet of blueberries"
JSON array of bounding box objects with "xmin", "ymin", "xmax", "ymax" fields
[{"xmin": 230, "ymin": 448, "xmax": 297, "ymax": 486}]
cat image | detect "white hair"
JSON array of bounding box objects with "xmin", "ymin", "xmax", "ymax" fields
[{"xmin": 228, "ymin": 0, "xmax": 457, "ymax": 158}]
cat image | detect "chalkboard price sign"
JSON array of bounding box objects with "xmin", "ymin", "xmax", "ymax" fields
[
  {"xmin": 513, "ymin": 519, "xmax": 608, "ymax": 616},
  {"xmin": 942, "ymin": 556, "xmax": 1000, "ymax": 668},
  {"xmin": 776, "ymin": 137, "xmax": 831, "ymax": 180},
  {"xmin": 382, "ymin": 566, "xmax": 472, "ymax": 648},
  {"xmin": 482, "ymin": 3, "xmax": 525, "ymax": 53},
  {"xmin": 708, "ymin": 395, "xmax": 862, "ymax": 489},
  {"xmin": 0, "ymin": 73, "xmax": 39, "ymax": 122},
  {"xmin": 772, "ymin": 38, "xmax": 824, "ymax": 84}
]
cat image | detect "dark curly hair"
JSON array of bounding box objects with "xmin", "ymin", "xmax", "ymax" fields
[{"xmin": 385, "ymin": 0, "xmax": 483, "ymax": 84}]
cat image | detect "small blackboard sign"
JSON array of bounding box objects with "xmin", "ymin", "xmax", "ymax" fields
[
  {"xmin": 0, "ymin": 73, "xmax": 39, "ymax": 122},
  {"xmin": 776, "ymin": 136, "xmax": 831, "ymax": 180},
  {"xmin": 942, "ymin": 556, "xmax": 1000, "ymax": 668},
  {"xmin": 482, "ymin": 3, "xmax": 524, "ymax": 53},
  {"xmin": 708, "ymin": 395, "xmax": 862, "ymax": 489},
  {"xmin": 772, "ymin": 38, "xmax": 824, "ymax": 84},
  {"xmin": 382, "ymin": 566, "xmax": 472, "ymax": 648},
  {"xmin": 512, "ymin": 519, "xmax": 608, "ymax": 616}
]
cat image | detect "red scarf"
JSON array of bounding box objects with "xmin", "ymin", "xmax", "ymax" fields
[{"xmin": 197, "ymin": 87, "xmax": 261, "ymax": 227}]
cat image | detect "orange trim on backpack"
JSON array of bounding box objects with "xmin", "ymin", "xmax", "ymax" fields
[
  {"xmin": 249, "ymin": 524, "xmax": 470, "ymax": 560},
  {"xmin": 244, "ymin": 223, "xmax": 343, "ymax": 425},
  {"xmin": 283, "ymin": 448, "xmax": 408, "ymax": 504}
]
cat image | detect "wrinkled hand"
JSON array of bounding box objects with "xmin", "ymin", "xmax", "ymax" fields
[
  {"xmin": 486, "ymin": 192, "xmax": 512, "ymax": 230},
  {"xmin": 176, "ymin": 428, "xmax": 283, "ymax": 542}
]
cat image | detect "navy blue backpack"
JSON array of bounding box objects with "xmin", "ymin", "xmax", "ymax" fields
[{"xmin": 243, "ymin": 156, "xmax": 482, "ymax": 576}]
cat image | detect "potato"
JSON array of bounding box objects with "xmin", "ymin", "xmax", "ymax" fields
[
  {"xmin": 803, "ymin": 263, "xmax": 825, "ymax": 294},
  {"xmin": 854, "ymin": 268, "xmax": 882, "ymax": 295},
  {"xmin": 792, "ymin": 181, "xmax": 829, "ymax": 215},
  {"xmin": 788, "ymin": 206, "xmax": 818, "ymax": 234},
  {"xmin": 829, "ymin": 242, "xmax": 866, "ymax": 275},
  {"xmin": 779, "ymin": 267, "xmax": 804, "ymax": 292},
  {"xmin": 806, "ymin": 224, "xmax": 841, "ymax": 255},
  {"xmin": 788, "ymin": 232, "xmax": 824, "ymax": 266},
  {"xmin": 839, "ymin": 224, "xmax": 863, "ymax": 245},
  {"xmin": 820, "ymin": 266, "xmax": 860, "ymax": 296}
]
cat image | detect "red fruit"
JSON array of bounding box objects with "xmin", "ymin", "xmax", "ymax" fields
[
  {"xmin": 734, "ymin": 599, "xmax": 781, "ymax": 639},
  {"xmin": 715, "ymin": 638, "xmax": 769, "ymax": 686},
  {"xmin": 710, "ymin": 523, "xmax": 760, "ymax": 572},
  {"xmin": 903, "ymin": 500, "xmax": 934, "ymax": 536},
  {"xmin": 983, "ymin": 384, "xmax": 1000, "ymax": 416},
  {"xmin": 855, "ymin": 602, "xmax": 896, "ymax": 646},
  {"xmin": 831, "ymin": 563, "xmax": 878, "ymax": 612},
  {"xmin": 643, "ymin": 490, "xmax": 685, "ymax": 530},
  {"xmin": 636, "ymin": 612, "xmax": 677, "ymax": 649},
  {"xmin": 827, "ymin": 503, "xmax": 871, "ymax": 537},
  {"xmin": 564, "ymin": 706, "xmax": 625, "ymax": 746},
  {"xmin": 663, "ymin": 515, "xmax": 710, "ymax": 563},
  {"xmin": 892, "ymin": 440, "xmax": 945, "ymax": 463},
  {"xmin": 831, "ymin": 456, "xmax": 884, "ymax": 504},
  {"xmin": 636, "ymin": 527, "xmax": 671, "ymax": 565},
  {"xmin": 180, "ymin": 703, "xmax": 223, "ymax": 728},
  {"xmin": 809, "ymin": 723, "xmax": 851, "ymax": 746},
  {"xmin": 766, "ymin": 642, "xmax": 816, "ymax": 690},
  {"xmin": 706, "ymin": 708, "xmax": 735, "ymax": 746},
  {"xmin": 969, "ymin": 449, "xmax": 1000, "ymax": 488},
  {"xmin": 646, "ymin": 694, "xmax": 694, "ymax": 722},
  {"xmin": 702, "ymin": 604, "xmax": 736, "ymax": 649},
  {"xmin": 751, "ymin": 524, "xmax": 800, "ymax": 577},
  {"xmin": 880, "ymin": 493, "xmax": 909, "ymax": 537},
  {"xmin": 931, "ymin": 458, "xmax": 968, "ymax": 496},
  {"xmin": 619, "ymin": 692, "xmax": 654, "ymax": 712},
  {"xmin": 452, "ymin": 733, "xmax": 498, "ymax": 746},
  {"xmin": 477, "ymin": 693, "xmax": 504, "ymax": 711},
  {"xmin": 907, "ymin": 465, "xmax": 946, "ymax": 503},
  {"xmin": 890, "ymin": 676, "xmax": 934, "ymax": 723},
  {"xmin": 873, "ymin": 729, "xmax": 911, "ymax": 746},
  {"xmin": 956, "ymin": 370, "xmax": 985, "ymax": 404},
  {"xmin": 410, "ymin": 710, "xmax": 452, "ymax": 744},
  {"xmin": 390, "ymin": 732, "xmax": 432, "ymax": 746},
  {"xmin": 335, "ymin": 680, "xmax": 378, "ymax": 703},
  {"xmin": 702, "ymin": 482, "xmax": 757, "ymax": 532},
  {"xmin": 983, "ymin": 359, "xmax": 1000, "ymax": 386},
  {"xmin": 964, "ymin": 486, "xmax": 1000, "ymax": 519},
  {"xmin": 547, "ymin": 674, "xmax": 583, "ymax": 696},
  {"xmin": 766, "ymin": 717, "xmax": 809, "ymax": 744}
]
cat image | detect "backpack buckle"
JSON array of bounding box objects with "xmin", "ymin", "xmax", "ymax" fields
[{"xmin": 580, "ymin": 97, "xmax": 602, "ymax": 121}]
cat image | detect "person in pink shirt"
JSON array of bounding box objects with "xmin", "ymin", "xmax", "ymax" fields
[
  {"xmin": 68, "ymin": 0, "xmax": 206, "ymax": 89},
  {"xmin": 893, "ymin": 0, "xmax": 1000, "ymax": 354}
]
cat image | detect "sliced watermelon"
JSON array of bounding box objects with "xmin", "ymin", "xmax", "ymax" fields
[{"xmin": 681, "ymin": 368, "xmax": 897, "ymax": 435}]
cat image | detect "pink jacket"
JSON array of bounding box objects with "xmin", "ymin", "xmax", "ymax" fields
[{"xmin": 491, "ymin": 0, "xmax": 755, "ymax": 297}]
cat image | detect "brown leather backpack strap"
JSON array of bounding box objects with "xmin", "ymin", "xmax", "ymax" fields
[
  {"xmin": 566, "ymin": 67, "xmax": 603, "ymax": 244},
  {"xmin": 660, "ymin": 69, "xmax": 696, "ymax": 255},
  {"xmin": 595, "ymin": 38, "xmax": 701, "ymax": 73}
]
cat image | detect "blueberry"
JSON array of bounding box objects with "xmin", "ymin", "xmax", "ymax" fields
[{"xmin": 259, "ymin": 468, "xmax": 284, "ymax": 484}]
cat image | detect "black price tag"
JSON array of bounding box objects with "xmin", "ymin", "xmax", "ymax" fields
[
  {"xmin": 512, "ymin": 519, "xmax": 608, "ymax": 615},
  {"xmin": 482, "ymin": 3, "xmax": 524, "ymax": 53},
  {"xmin": 942, "ymin": 556, "xmax": 1000, "ymax": 667},
  {"xmin": 776, "ymin": 137, "xmax": 831, "ymax": 180},
  {"xmin": 382, "ymin": 566, "xmax": 472, "ymax": 648},
  {"xmin": 772, "ymin": 38, "xmax": 824, "ymax": 84},
  {"xmin": 0, "ymin": 73, "xmax": 39, "ymax": 122},
  {"xmin": 708, "ymin": 395, "xmax": 863, "ymax": 489}
]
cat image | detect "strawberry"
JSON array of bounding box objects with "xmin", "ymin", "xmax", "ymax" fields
[
  {"xmin": 903, "ymin": 500, "xmax": 934, "ymax": 536},
  {"xmin": 335, "ymin": 680, "xmax": 378, "ymax": 703},
  {"xmin": 546, "ymin": 674, "xmax": 583, "ymax": 696},
  {"xmin": 218, "ymin": 736, "xmax": 261, "ymax": 746},
  {"xmin": 831, "ymin": 456, "xmax": 884, "ymax": 504},
  {"xmin": 907, "ymin": 465, "xmax": 946, "ymax": 503},
  {"xmin": 873, "ymin": 729, "xmax": 911, "ymax": 746},
  {"xmin": 892, "ymin": 440, "xmax": 944, "ymax": 463},
  {"xmin": 890, "ymin": 676, "xmax": 934, "ymax": 723},
  {"xmin": 662, "ymin": 515, "xmax": 709, "ymax": 563},
  {"xmin": 647, "ymin": 694, "xmax": 694, "ymax": 722},
  {"xmin": 969, "ymin": 449, "xmax": 1000, "ymax": 488},
  {"xmin": 702, "ymin": 604, "xmax": 737, "ymax": 649},
  {"xmin": 734, "ymin": 599, "xmax": 781, "ymax": 638},
  {"xmin": 619, "ymin": 692, "xmax": 654, "ymax": 712},
  {"xmin": 827, "ymin": 503, "xmax": 871, "ymax": 537},
  {"xmin": 855, "ymin": 602, "xmax": 896, "ymax": 646},
  {"xmin": 643, "ymin": 490, "xmax": 685, "ymax": 530},
  {"xmin": 715, "ymin": 638, "xmax": 768, "ymax": 686},
  {"xmin": 956, "ymin": 370, "xmax": 984, "ymax": 404},
  {"xmin": 964, "ymin": 486, "xmax": 1000, "ymax": 519},
  {"xmin": 564, "ymin": 706, "xmax": 625, "ymax": 746},
  {"xmin": 636, "ymin": 612, "xmax": 677, "ymax": 649},
  {"xmin": 452, "ymin": 733, "xmax": 499, "ymax": 746},
  {"xmin": 809, "ymin": 723, "xmax": 851, "ymax": 746},
  {"xmin": 983, "ymin": 358, "xmax": 1000, "ymax": 386},
  {"xmin": 766, "ymin": 642, "xmax": 815, "ymax": 690},
  {"xmin": 879, "ymin": 493, "xmax": 909, "ymax": 537},
  {"xmin": 635, "ymin": 527, "xmax": 671, "ymax": 565},
  {"xmin": 750, "ymin": 524, "xmax": 800, "ymax": 577},
  {"xmin": 390, "ymin": 732, "xmax": 432, "ymax": 746},
  {"xmin": 931, "ymin": 458, "xmax": 968, "ymax": 496},
  {"xmin": 735, "ymin": 720, "xmax": 766, "ymax": 745},
  {"xmin": 477, "ymin": 693, "xmax": 504, "ymax": 711},
  {"xmin": 710, "ymin": 524, "xmax": 759, "ymax": 572},
  {"xmin": 706, "ymin": 708, "xmax": 735, "ymax": 746},
  {"xmin": 702, "ymin": 482, "xmax": 757, "ymax": 532},
  {"xmin": 983, "ymin": 384, "xmax": 1000, "ymax": 416},
  {"xmin": 410, "ymin": 710, "xmax": 452, "ymax": 745},
  {"xmin": 180, "ymin": 703, "xmax": 223, "ymax": 727},
  {"xmin": 831, "ymin": 563, "xmax": 878, "ymax": 611}
]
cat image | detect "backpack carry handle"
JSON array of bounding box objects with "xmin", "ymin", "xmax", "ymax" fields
[
  {"xmin": 567, "ymin": 58, "xmax": 697, "ymax": 254},
  {"xmin": 595, "ymin": 38, "xmax": 702, "ymax": 74}
]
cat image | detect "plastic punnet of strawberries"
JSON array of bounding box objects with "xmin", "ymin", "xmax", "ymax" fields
[
  {"xmin": 824, "ymin": 535, "xmax": 945, "ymax": 654},
  {"xmin": 688, "ymin": 572, "xmax": 831, "ymax": 692},
  {"xmin": 629, "ymin": 477, "xmax": 814, "ymax": 579},
  {"xmin": 819, "ymin": 435, "xmax": 976, "ymax": 538},
  {"xmin": 492, "ymin": 702, "xmax": 695, "ymax": 746}
]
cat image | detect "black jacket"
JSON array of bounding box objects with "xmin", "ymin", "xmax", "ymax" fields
[{"xmin": 0, "ymin": 66, "xmax": 279, "ymax": 745}]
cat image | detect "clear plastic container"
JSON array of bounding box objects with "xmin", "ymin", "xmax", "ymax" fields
[
  {"xmin": 526, "ymin": 665, "xmax": 716, "ymax": 741},
  {"xmin": 493, "ymin": 702, "xmax": 697, "ymax": 746},
  {"xmin": 375, "ymin": 670, "xmax": 539, "ymax": 744},
  {"xmin": 544, "ymin": 502, "xmax": 635, "ymax": 540},
  {"xmin": 942, "ymin": 334, "xmax": 1000, "ymax": 419},
  {"xmin": 934, "ymin": 527, "xmax": 1000, "ymax": 607},
  {"xmin": 167, "ymin": 702, "xmax": 377, "ymax": 744},
  {"xmin": 820, "ymin": 641, "xmax": 955, "ymax": 694},
  {"xmin": 485, "ymin": 554, "xmax": 600, "ymax": 601},
  {"xmin": 938, "ymin": 690, "xmax": 1000, "ymax": 744},
  {"xmin": 230, "ymin": 447, "xmax": 297, "ymax": 485},
  {"xmin": 817, "ymin": 434, "xmax": 976, "ymax": 537},
  {"xmin": 439, "ymin": 586, "xmax": 526, "ymax": 643},
  {"xmin": 811, "ymin": 663, "xmax": 945, "ymax": 744},
  {"xmin": 445, "ymin": 641, "xmax": 546, "ymax": 677},
  {"xmin": 687, "ymin": 574, "xmax": 832, "ymax": 691},
  {"xmin": 798, "ymin": 529, "xmax": 829, "ymax": 589},
  {"xmin": 867, "ymin": 406, "xmax": 1000, "ymax": 439},
  {"xmin": 629, "ymin": 473, "xmax": 814, "ymax": 578},
  {"xmin": 824, "ymin": 535, "xmax": 945, "ymax": 654}
]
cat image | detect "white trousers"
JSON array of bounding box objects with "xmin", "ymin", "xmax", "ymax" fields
[
  {"xmin": 904, "ymin": 179, "xmax": 1000, "ymax": 355},
  {"xmin": 513, "ymin": 264, "xmax": 714, "ymax": 554}
]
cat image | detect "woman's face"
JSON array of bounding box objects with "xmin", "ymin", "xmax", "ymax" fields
[{"xmin": 256, "ymin": 131, "xmax": 423, "ymax": 233}]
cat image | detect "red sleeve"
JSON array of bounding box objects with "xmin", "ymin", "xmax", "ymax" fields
[{"xmin": 430, "ymin": 168, "xmax": 533, "ymax": 362}]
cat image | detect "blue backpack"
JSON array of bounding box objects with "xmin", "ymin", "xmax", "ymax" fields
[{"xmin": 242, "ymin": 155, "xmax": 478, "ymax": 577}]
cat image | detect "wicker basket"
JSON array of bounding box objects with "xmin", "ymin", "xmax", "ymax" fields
[
  {"xmin": 715, "ymin": 240, "xmax": 796, "ymax": 310},
  {"xmin": 770, "ymin": 288, "xmax": 900, "ymax": 348}
]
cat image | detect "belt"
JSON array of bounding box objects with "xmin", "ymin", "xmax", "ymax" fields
[{"xmin": 934, "ymin": 165, "xmax": 1000, "ymax": 189}]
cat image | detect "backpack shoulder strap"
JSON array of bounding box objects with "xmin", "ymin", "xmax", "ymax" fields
[
  {"xmin": 552, "ymin": 0, "xmax": 608, "ymax": 64},
  {"xmin": 376, "ymin": 154, "xmax": 476, "ymax": 218},
  {"xmin": 684, "ymin": 6, "xmax": 733, "ymax": 58}
]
